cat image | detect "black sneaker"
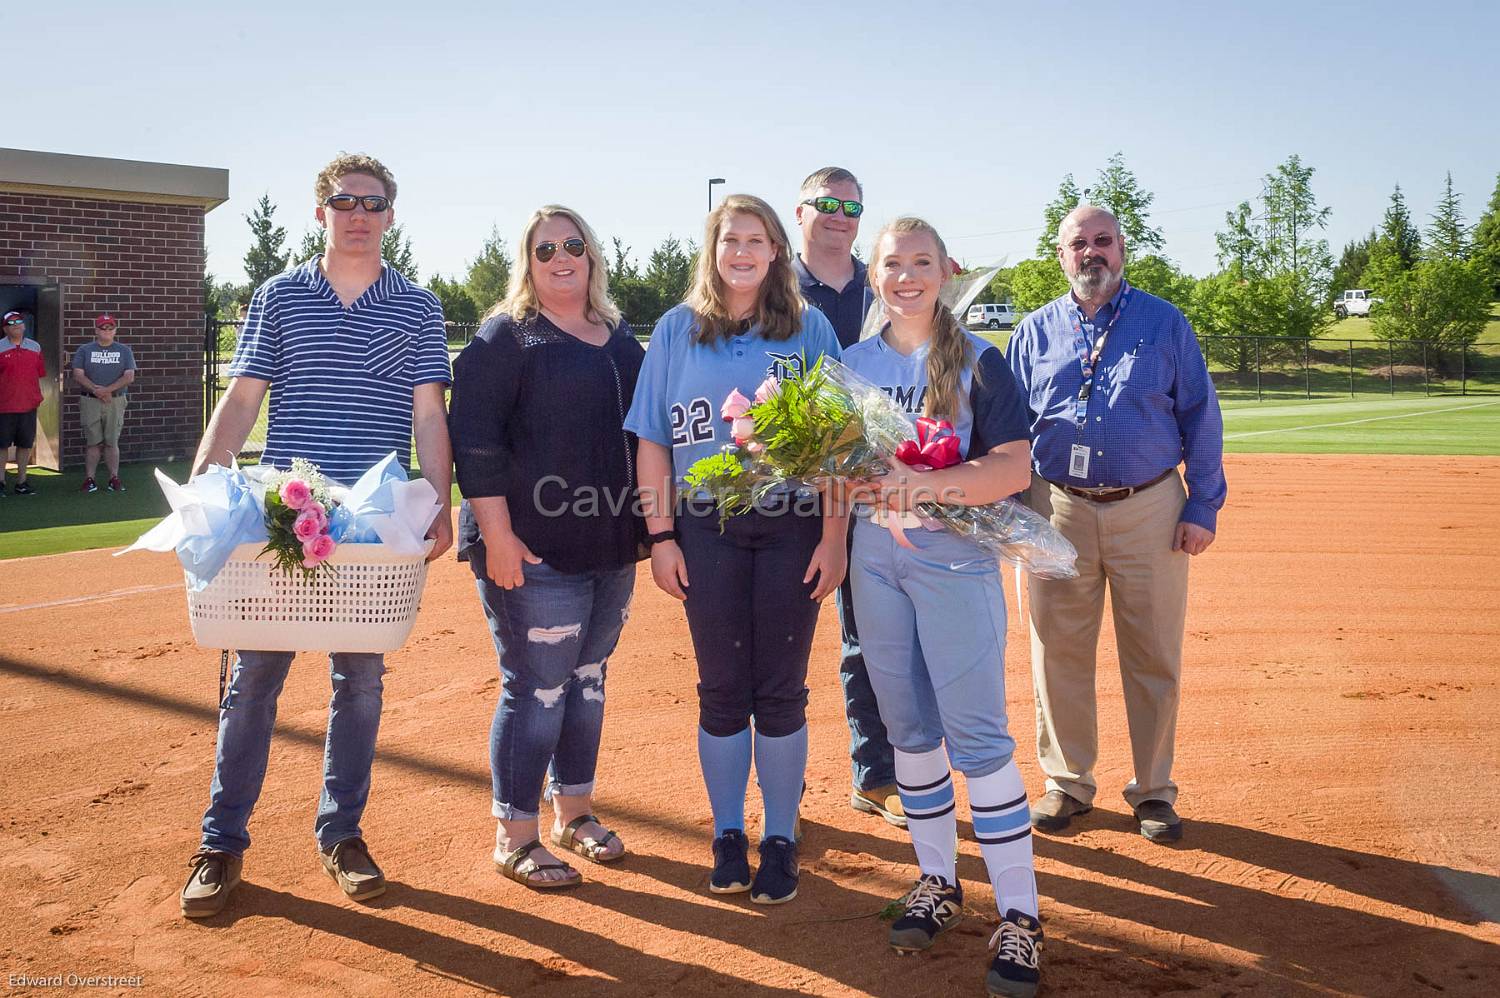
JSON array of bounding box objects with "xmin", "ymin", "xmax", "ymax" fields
[
  {"xmin": 750, "ymin": 835, "xmax": 799, "ymax": 905},
  {"xmin": 709, "ymin": 829, "xmax": 751, "ymax": 894},
  {"xmin": 986, "ymin": 909, "xmax": 1043, "ymax": 997},
  {"xmin": 13, "ymin": 481, "xmax": 35, "ymax": 495},
  {"xmin": 889, "ymin": 874, "xmax": 964, "ymax": 952}
]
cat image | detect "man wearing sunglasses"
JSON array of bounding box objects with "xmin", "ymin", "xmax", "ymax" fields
[
  {"xmin": 792, "ymin": 167, "xmax": 903, "ymax": 830},
  {"xmin": 180, "ymin": 153, "xmax": 454, "ymax": 919},
  {"xmin": 1, "ymin": 311, "xmax": 46, "ymax": 497}
]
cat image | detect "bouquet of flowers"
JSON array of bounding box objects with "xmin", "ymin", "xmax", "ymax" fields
[
  {"xmin": 262, "ymin": 458, "xmax": 339, "ymax": 577},
  {"xmin": 684, "ymin": 358, "xmax": 1078, "ymax": 579}
]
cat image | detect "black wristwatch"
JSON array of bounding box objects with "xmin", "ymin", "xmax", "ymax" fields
[{"xmin": 645, "ymin": 529, "xmax": 679, "ymax": 548}]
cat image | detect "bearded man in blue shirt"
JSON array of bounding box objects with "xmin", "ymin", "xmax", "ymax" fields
[{"xmin": 1005, "ymin": 205, "xmax": 1225, "ymax": 845}]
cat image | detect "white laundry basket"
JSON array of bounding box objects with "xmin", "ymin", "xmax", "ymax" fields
[{"xmin": 184, "ymin": 540, "xmax": 434, "ymax": 653}]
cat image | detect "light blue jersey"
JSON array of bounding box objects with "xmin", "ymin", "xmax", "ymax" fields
[
  {"xmin": 841, "ymin": 328, "xmax": 1029, "ymax": 460},
  {"xmin": 625, "ymin": 303, "xmax": 841, "ymax": 489}
]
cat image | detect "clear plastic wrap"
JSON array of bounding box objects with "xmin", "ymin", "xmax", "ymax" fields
[{"xmin": 683, "ymin": 358, "xmax": 1078, "ymax": 579}]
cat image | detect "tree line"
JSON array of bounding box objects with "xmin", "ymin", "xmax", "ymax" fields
[
  {"xmin": 979, "ymin": 152, "xmax": 1500, "ymax": 366},
  {"xmin": 205, "ymin": 199, "xmax": 697, "ymax": 333},
  {"xmin": 208, "ymin": 159, "xmax": 1500, "ymax": 356}
]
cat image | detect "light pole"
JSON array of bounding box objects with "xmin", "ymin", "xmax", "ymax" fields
[{"xmin": 707, "ymin": 177, "xmax": 725, "ymax": 213}]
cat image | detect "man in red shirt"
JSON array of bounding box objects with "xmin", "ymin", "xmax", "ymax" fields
[{"xmin": 0, "ymin": 311, "xmax": 47, "ymax": 497}]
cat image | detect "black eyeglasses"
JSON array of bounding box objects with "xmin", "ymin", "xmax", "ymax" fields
[
  {"xmin": 534, "ymin": 238, "xmax": 587, "ymax": 263},
  {"xmin": 323, "ymin": 194, "xmax": 391, "ymax": 212},
  {"xmin": 802, "ymin": 196, "xmax": 863, "ymax": 218}
]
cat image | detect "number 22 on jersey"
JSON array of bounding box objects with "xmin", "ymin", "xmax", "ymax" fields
[{"xmin": 670, "ymin": 397, "xmax": 714, "ymax": 446}]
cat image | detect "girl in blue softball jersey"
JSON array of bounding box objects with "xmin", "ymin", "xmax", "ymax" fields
[
  {"xmin": 624, "ymin": 194, "xmax": 845, "ymax": 905},
  {"xmin": 843, "ymin": 217, "xmax": 1042, "ymax": 998}
]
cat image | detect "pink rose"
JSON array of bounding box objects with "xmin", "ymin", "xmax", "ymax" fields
[
  {"xmin": 301, "ymin": 532, "xmax": 336, "ymax": 567},
  {"xmin": 731, "ymin": 416, "xmax": 756, "ymax": 445},
  {"xmin": 311, "ymin": 533, "xmax": 336, "ymax": 561},
  {"xmin": 752, "ymin": 376, "xmax": 780, "ymax": 404},
  {"xmin": 293, "ymin": 509, "xmax": 323, "ymax": 542},
  {"xmin": 720, "ymin": 388, "xmax": 752, "ymax": 421},
  {"xmin": 279, "ymin": 478, "xmax": 312, "ymax": 510}
]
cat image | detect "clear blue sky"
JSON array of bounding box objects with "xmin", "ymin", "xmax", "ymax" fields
[{"xmin": 6, "ymin": 0, "xmax": 1498, "ymax": 288}]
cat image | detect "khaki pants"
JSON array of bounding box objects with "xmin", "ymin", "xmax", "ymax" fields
[
  {"xmin": 80, "ymin": 395, "xmax": 128, "ymax": 447},
  {"xmin": 1026, "ymin": 471, "xmax": 1189, "ymax": 808}
]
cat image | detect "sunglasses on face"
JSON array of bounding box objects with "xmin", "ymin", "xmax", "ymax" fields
[
  {"xmin": 533, "ymin": 238, "xmax": 587, "ymax": 263},
  {"xmin": 803, "ymin": 196, "xmax": 863, "ymax": 218},
  {"xmin": 323, "ymin": 194, "xmax": 391, "ymax": 212},
  {"xmin": 4, "ymin": 319, "xmax": 23, "ymax": 326}
]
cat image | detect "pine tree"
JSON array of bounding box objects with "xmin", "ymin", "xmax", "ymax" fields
[
  {"xmin": 1035, "ymin": 174, "xmax": 1081, "ymax": 257},
  {"xmin": 1472, "ymin": 171, "xmax": 1500, "ymax": 297},
  {"xmin": 1377, "ymin": 184, "xmax": 1422, "ymax": 270},
  {"xmin": 292, "ymin": 228, "xmax": 325, "ymax": 265},
  {"xmin": 464, "ymin": 226, "xmax": 512, "ymax": 313},
  {"xmin": 1331, "ymin": 231, "xmax": 1376, "ymax": 298},
  {"xmin": 381, "ymin": 224, "xmax": 418, "ymax": 281},
  {"xmin": 1425, "ymin": 172, "xmax": 1469, "ymax": 261},
  {"xmin": 644, "ymin": 237, "xmax": 696, "ymax": 307},
  {"xmin": 242, "ymin": 194, "xmax": 289, "ymax": 289},
  {"xmin": 1089, "ymin": 151, "xmax": 1165, "ymax": 257}
]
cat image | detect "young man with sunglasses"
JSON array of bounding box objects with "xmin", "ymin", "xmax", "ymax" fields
[
  {"xmin": 180, "ymin": 153, "xmax": 454, "ymax": 919},
  {"xmin": 0, "ymin": 311, "xmax": 46, "ymax": 497},
  {"xmin": 792, "ymin": 168, "xmax": 903, "ymax": 829}
]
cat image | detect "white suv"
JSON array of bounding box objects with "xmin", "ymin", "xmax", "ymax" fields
[{"xmin": 966, "ymin": 302, "xmax": 1018, "ymax": 330}]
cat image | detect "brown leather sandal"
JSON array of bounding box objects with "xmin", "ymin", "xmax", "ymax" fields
[
  {"xmin": 495, "ymin": 840, "xmax": 582, "ymax": 889},
  {"xmin": 551, "ymin": 815, "xmax": 624, "ymax": 864}
]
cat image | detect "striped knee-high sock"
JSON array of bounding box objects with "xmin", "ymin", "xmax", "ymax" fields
[
  {"xmin": 966, "ymin": 759, "xmax": 1038, "ymax": 917},
  {"xmin": 895, "ymin": 746, "xmax": 957, "ymax": 884}
]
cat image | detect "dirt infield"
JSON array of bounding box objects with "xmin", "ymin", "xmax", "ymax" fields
[{"xmin": 2, "ymin": 453, "xmax": 1498, "ymax": 997}]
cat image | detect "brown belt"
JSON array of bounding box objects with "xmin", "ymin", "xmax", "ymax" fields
[{"xmin": 1047, "ymin": 468, "xmax": 1174, "ymax": 503}]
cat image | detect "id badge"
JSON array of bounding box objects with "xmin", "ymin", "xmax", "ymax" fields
[{"xmin": 1069, "ymin": 443, "xmax": 1091, "ymax": 480}]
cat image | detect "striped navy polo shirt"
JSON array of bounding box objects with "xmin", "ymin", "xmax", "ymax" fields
[{"xmin": 229, "ymin": 257, "xmax": 451, "ymax": 485}]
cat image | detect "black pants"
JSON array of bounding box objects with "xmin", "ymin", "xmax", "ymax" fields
[{"xmin": 678, "ymin": 499, "xmax": 823, "ymax": 738}]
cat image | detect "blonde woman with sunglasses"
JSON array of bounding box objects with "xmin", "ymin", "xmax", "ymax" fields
[{"xmin": 450, "ymin": 205, "xmax": 646, "ymax": 890}]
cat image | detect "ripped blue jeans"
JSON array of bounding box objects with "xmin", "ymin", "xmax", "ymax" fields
[{"xmin": 468, "ymin": 549, "xmax": 635, "ymax": 820}]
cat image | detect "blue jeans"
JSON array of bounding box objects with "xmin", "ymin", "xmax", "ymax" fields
[
  {"xmin": 469, "ymin": 550, "xmax": 635, "ymax": 820},
  {"xmin": 836, "ymin": 520, "xmax": 897, "ymax": 791},
  {"xmin": 200, "ymin": 650, "xmax": 385, "ymax": 856}
]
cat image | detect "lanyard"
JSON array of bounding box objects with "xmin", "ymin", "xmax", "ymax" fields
[{"xmin": 1070, "ymin": 282, "xmax": 1130, "ymax": 426}]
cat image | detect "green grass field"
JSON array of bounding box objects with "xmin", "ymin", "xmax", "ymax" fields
[{"xmin": 1221, "ymin": 395, "xmax": 1500, "ymax": 454}]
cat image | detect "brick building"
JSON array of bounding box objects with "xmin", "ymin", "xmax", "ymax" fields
[{"xmin": 0, "ymin": 148, "xmax": 227, "ymax": 470}]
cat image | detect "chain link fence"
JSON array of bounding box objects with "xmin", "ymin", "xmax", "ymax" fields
[
  {"xmin": 206, "ymin": 319, "xmax": 1500, "ymax": 455},
  {"xmin": 1199, "ymin": 335, "xmax": 1500, "ymax": 400}
]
